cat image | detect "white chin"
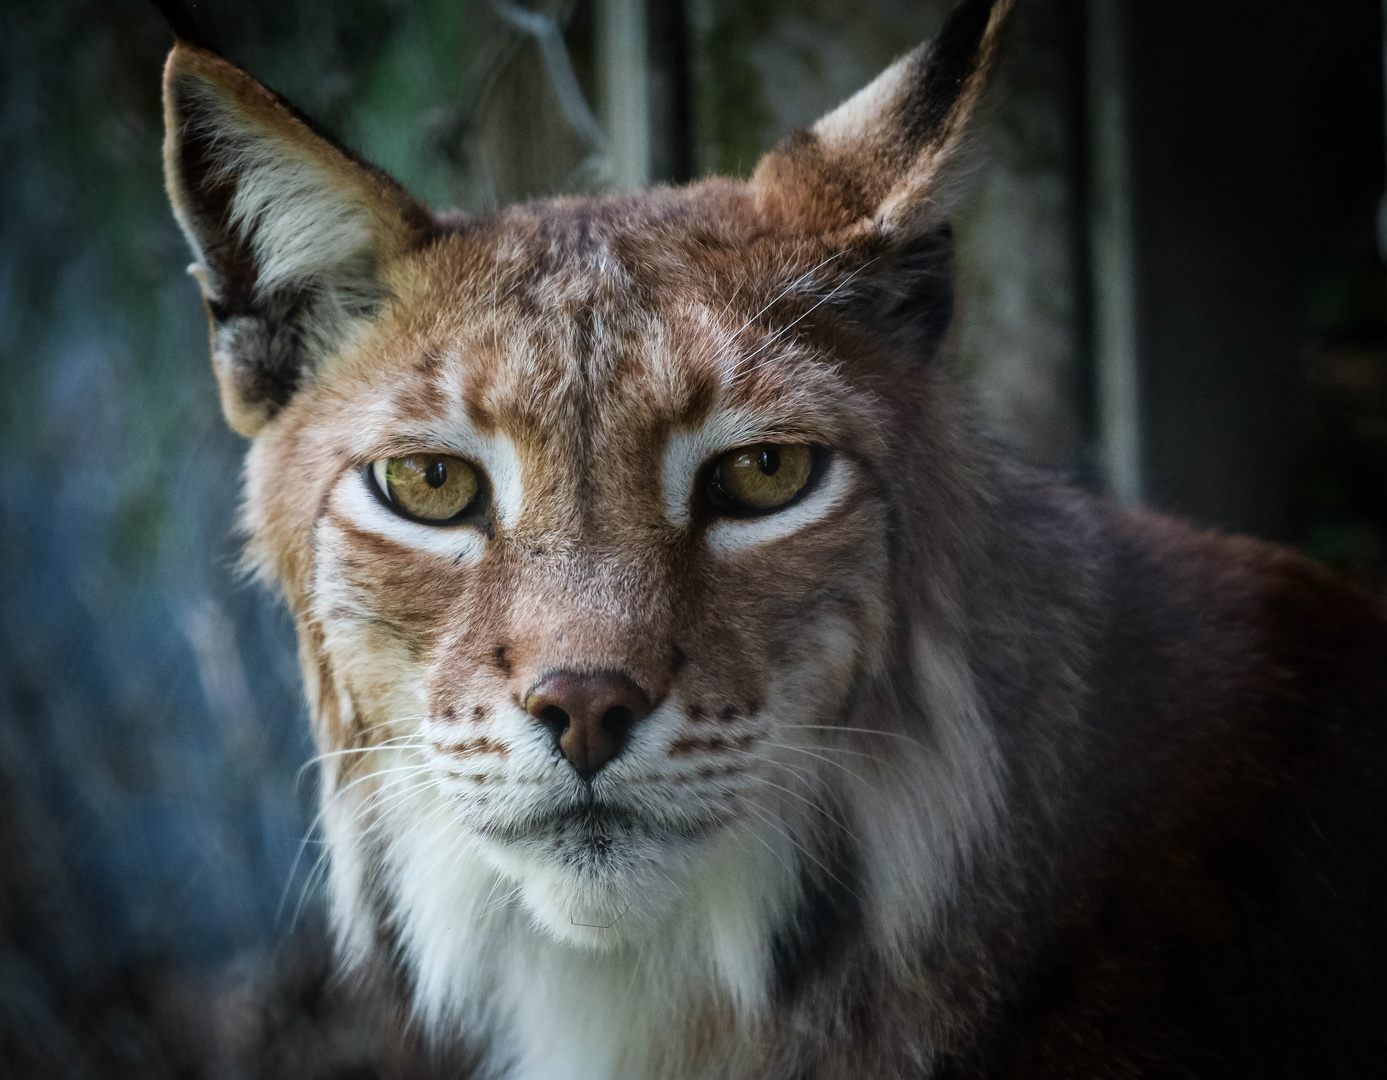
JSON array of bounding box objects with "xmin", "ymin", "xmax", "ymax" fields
[{"xmin": 478, "ymin": 838, "xmax": 684, "ymax": 950}]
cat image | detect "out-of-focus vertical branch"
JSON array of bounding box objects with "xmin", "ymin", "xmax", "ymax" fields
[
  {"xmin": 598, "ymin": 0, "xmax": 650, "ymax": 190},
  {"xmin": 1087, "ymin": 0, "xmax": 1142, "ymax": 503},
  {"xmin": 491, "ymin": 0, "xmax": 608, "ymax": 154},
  {"xmin": 1379, "ymin": 0, "xmax": 1387, "ymax": 282}
]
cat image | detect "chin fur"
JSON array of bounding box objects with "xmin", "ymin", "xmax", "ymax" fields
[{"xmin": 345, "ymin": 774, "xmax": 804, "ymax": 1079}]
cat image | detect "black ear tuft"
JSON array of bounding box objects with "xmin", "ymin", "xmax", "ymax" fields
[
  {"xmin": 147, "ymin": 0, "xmax": 215, "ymax": 50},
  {"xmin": 903, "ymin": 0, "xmax": 1008, "ymax": 148},
  {"xmin": 751, "ymin": 0, "xmax": 1013, "ymax": 239}
]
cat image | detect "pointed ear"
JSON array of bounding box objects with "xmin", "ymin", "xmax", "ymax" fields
[
  {"xmin": 750, "ymin": 0, "xmax": 1012, "ymax": 242},
  {"xmin": 163, "ymin": 43, "xmax": 433, "ymax": 435}
]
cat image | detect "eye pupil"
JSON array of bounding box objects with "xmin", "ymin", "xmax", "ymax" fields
[
  {"xmin": 708, "ymin": 443, "xmax": 814, "ymax": 515},
  {"xmin": 424, "ymin": 461, "xmax": 447, "ymax": 488}
]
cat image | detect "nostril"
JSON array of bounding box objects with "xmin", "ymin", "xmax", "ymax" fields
[
  {"xmin": 537, "ymin": 705, "xmax": 570, "ymax": 742},
  {"xmin": 601, "ymin": 705, "xmax": 634, "ymax": 735},
  {"xmin": 524, "ymin": 670, "xmax": 656, "ymax": 778}
]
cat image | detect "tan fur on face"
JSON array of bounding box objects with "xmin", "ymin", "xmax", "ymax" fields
[{"xmin": 256, "ymin": 194, "xmax": 901, "ymax": 744}]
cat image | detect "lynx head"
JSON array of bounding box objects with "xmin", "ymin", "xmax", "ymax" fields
[{"xmin": 163, "ymin": 0, "xmax": 1012, "ymax": 1053}]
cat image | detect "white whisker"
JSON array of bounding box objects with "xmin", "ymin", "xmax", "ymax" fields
[
  {"xmin": 779, "ymin": 722, "xmax": 926, "ymax": 748},
  {"xmin": 766, "ymin": 742, "xmax": 872, "ymax": 786},
  {"xmin": 731, "ymin": 262, "xmax": 875, "ymax": 381},
  {"xmin": 742, "ymin": 798, "xmax": 858, "ymax": 900},
  {"xmin": 726, "ymin": 251, "xmax": 844, "ymax": 349}
]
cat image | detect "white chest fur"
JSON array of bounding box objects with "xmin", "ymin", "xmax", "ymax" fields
[{"xmin": 351, "ymin": 778, "xmax": 802, "ymax": 1080}]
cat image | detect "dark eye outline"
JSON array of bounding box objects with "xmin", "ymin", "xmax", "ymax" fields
[
  {"xmin": 698, "ymin": 444, "xmax": 829, "ymax": 520},
  {"xmin": 362, "ymin": 455, "xmax": 493, "ymax": 531}
]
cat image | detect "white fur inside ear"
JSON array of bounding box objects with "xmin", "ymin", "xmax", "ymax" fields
[
  {"xmin": 228, "ymin": 140, "xmax": 380, "ymax": 293},
  {"xmin": 184, "ymin": 78, "xmax": 385, "ymax": 295},
  {"xmin": 811, "ymin": 48, "xmax": 916, "ymax": 151}
]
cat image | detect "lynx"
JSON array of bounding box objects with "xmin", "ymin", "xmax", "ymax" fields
[{"xmin": 161, "ymin": 0, "xmax": 1387, "ymax": 1076}]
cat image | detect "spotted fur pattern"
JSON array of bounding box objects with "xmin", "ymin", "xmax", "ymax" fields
[{"xmin": 162, "ymin": 1, "xmax": 1387, "ymax": 1076}]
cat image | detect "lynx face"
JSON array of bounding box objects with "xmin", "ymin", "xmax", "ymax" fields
[
  {"xmin": 259, "ymin": 208, "xmax": 902, "ymax": 946},
  {"xmin": 165, "ymin": 0, "xmax": 1010, "ymax": 1071}
]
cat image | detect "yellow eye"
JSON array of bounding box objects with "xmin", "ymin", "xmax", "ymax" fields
[
  {"xmin": 711, "ymin": 443, "xmax": 814, "ymax": 513},
  {"xmin": 371, "ymin": 453, "xmax": 480, "ymax": 523}
]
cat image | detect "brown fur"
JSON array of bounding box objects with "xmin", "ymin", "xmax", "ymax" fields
[{"xmin": 161, "ymin": 1, "xmax": 1387, "ymax": 1076}]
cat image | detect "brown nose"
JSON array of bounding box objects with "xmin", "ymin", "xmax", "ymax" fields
[{"xmin": 524, "ymin": 670, "xmax": 654, "ymax": 779}]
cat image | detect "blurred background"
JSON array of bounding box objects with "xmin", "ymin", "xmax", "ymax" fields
[{"xmin": 1, "ymin": 0, "xmax": 1384, "ymax": 1073}]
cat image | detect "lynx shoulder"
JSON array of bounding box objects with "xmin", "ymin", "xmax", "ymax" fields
[{"xmin": 161, "ymin": 1, "xmax": 1387, "ymax": 1076}]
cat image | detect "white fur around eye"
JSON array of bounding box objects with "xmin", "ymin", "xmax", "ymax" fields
[
  {"xmin": 661, "ymin": 409, "xmax": 769, "ymax": 528},
  {"xmin": 330, "ymin": 471, "xmax": 487, "ymax": 564},
  {"xmin": 661, "ymin": 409, "xmax": 853, "ymax": 551},
  {"xmin": 705, "ymin": 455, "xmax": 853, "ymax": 553},
  {"xmin": 347, "ymin": 361, "xmax": 527, "ymax": 531}
]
